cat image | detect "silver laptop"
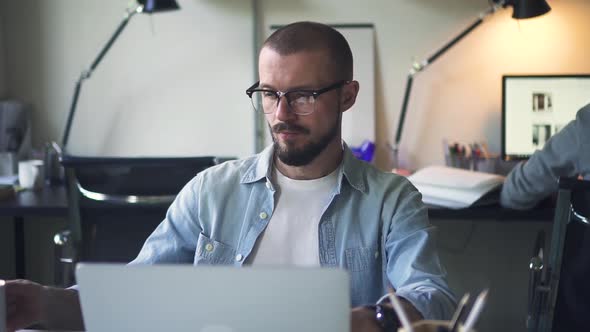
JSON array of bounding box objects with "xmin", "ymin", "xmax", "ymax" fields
[{"xmin": 76, "ymin": 263, "xmax": 350, "ymax": 332}]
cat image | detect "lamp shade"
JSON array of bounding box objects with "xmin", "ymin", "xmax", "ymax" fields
[
  {"xmin": 509, "ymin": 0, "xmax": 551, "ymax": 19},
  {"xmin": 138, "ymin": 0, "xmax": 180, "ymax": 13}
]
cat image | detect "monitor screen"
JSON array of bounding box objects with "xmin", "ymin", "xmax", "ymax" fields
[{"xmin": 502, "ymin": 75, "xmax": 590, "ymax": 160}]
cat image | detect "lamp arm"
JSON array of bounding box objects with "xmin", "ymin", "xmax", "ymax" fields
[
  {"xmin": 391, "ymin": 3, "xmax": 502, "ymax": 169},
  {"xmin": 423, "ymin": 7, "xmax": 496, "ymax": 70},
  {"xmin": 391, "ymin": 75, "xmax": 413, "ymax": 169},
  {"xmin": 61, "ymin": 5, "xmax": 143, "ymax": 148},
  {"xmin": 61, "ymin": 79, "xmax": 83, "ymax": 148}
]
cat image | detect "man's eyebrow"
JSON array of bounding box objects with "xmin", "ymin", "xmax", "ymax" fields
[
  {"xmin": 258, "ymin": 83, "xmax": 276, "ymax": 90},
  {"xmin": 259, "ymin": 83, "xmax": 318, "ymax": 91}
]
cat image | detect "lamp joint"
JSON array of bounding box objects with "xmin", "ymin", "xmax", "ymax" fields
[
  {"xmin": 79, "ymin": 70, "xmax": 92, "ymax": 82},
  {"xmin": 409, "ymin": 60, "xmax": 428, "ymax": 76},
  {"xmin": 124, "ymin": 4, "xmax": 143, "ymax": 18}
]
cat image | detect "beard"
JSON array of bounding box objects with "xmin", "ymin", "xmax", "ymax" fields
[{"xmin": 270, "ymin": 116, "xmax": 340, "ymax": 167}]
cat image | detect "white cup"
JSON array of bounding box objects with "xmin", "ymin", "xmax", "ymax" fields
[
  {"xmin": 0, "ymin": 279, "xmax": 6, "ymax": 332},
  {"xmin": 18, "ymin": 159, "xmax": 44, "ymax": 190}
]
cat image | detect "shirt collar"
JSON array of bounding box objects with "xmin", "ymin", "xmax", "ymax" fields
[
  {"xmin": 240, "ymin": 144, "xmax": 274, "ymax": 184},
  {"xmin": 240, "ymin": 142, "xmax": 368, "ymax": 194}
]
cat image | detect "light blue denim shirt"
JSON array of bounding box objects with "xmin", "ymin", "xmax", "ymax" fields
[{"xmin": 130, "ymin": 144, "xmax": 457, "ymax": 319}]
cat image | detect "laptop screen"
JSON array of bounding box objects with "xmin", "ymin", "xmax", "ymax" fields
[
  {"xmin": 502, "ymin": 75, "xmax": 590, "ymax": 160},
  {"xmin": 76, "ymin": 263, "xmax": 350, "ymax": 332}
]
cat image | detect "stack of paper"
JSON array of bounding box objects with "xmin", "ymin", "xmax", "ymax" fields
[
  {"xmin": 0, "ymin": 175, "xmax": 18, "ymax": 185},
  {"xmin": 408, "ymin": 166, "xmax": 505, "ymax": 209}
]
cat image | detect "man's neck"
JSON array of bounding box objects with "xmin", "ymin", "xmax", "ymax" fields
[{"xmin": 275, "ymin": 140, "xmax": 344, "ymax": 180}]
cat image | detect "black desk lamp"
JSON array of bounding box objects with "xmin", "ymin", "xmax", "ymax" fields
[
  {"xmin": 61, "ymin": 0, "xmax": 180, "ymax": 149},
  {"xmin": 391, "ymin": 0, "xmax": 550, "ymax": 170}
]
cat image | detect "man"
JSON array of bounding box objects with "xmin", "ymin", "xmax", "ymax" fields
[
  {"xmin": 501, "ymin": 104, "xmax": 590, "ymax": 331},
  {"xmin": 5, "ymin": 22, "xmax": 455, "ymax": 332},
  {"xmin": 501, "ymin": 103, "xmax": 590, "ymax": 209}
]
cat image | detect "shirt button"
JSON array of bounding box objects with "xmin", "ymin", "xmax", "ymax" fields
[
  {"xmin": 374, "ymin": 251, "xmax": 379, "ymax": 259},
  {"xmin": 259, "ymin": 212, "xmax": 268, "ymax": 219},
  {"xmin": 205, "ymin": 243, "xmax": 214, "ymax": 252},
  {"xmin": 265, "ymin": 181, "xmax": 272, "ymax": 189},
  {"xmin": 235, "ymin": 254, "xmax": 243, "ymax": 262}
]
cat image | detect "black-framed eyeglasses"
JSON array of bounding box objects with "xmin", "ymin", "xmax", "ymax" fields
[{"xmin": 245, "ymin": 80, "xmax": 349, "ymax": 116}]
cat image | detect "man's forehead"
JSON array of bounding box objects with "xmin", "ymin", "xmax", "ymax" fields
[
  {"xmin": 259, "ymin": 46, "xmax": 331, "ymax": 63},
  {"xmin": 258, "ymin": 47, "xmax": 334, "ymax": 78},
  {"xmin": 258, "ymin": 50, "xmax": 334, "ymax": 90}
]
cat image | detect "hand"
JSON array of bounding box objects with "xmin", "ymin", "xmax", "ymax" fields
[
  {"xmin": 5, "ymin": 279, "xmax": 46, "ymax": 332},
  {"xmin": 4, "ymin": 280, "xmax": 84, "ymax": 332},
  {"xmin": 396, "ymin": 297, "xmax": 424, "ymax": 322},
  {"xmin": 350, "ymin": 306, "xmax": 382, "ymax": 332},
  {"xmin": 350, "ymin": 299, "xmax": 423, "ymax": 332}
]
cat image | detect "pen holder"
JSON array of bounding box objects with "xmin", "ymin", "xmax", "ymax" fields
[
  {"xmin": 445, "ymin": 155, "xmax": 471, "ymax": 170},
  {"xmin": 472, "ymin": 157, "xmax": 499, "ymax": 174},
  {"xmin": 397, "ymin": 320, "xmax": 476, "ymax": 332}
]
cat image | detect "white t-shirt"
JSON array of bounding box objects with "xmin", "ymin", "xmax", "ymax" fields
[{"xmin": 248, "ymin": 166, "xmax": 340, "ymax": 266}]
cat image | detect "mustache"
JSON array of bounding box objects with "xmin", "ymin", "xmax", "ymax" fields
[{"xmin": 272, "ymin": 122, "xmax": 310, "ymax": 134}]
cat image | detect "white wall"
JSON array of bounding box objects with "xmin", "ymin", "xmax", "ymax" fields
[
  {"xmin": 3, "ymin": 0, "xmax": 590, "ymax": 168},
  {"xmin": 2, "ymin": 0, "xmax": 254, "ymax": 158},
  {"xmin": 260, "ymin": 0, "xmax": 590, "ymax": 170}
]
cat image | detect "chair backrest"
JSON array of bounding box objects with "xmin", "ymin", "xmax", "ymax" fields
[
  {"xmin": 531, "ymin": 177, "xmax": 590, "ymax": 331},
  {"xmin": 60, "ymin": 155, "xmax": 219, "ymax": 264}
]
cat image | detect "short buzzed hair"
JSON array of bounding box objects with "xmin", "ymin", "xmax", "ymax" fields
[{"xmin": 262, "ymin": 21, "xmax": 353, "ymax": 81}]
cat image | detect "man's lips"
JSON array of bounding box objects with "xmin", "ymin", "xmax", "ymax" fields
[
  {"xmin": 277, "ymin": 131, "xmax": 303, "ymax": 139},
  {"xmin": 272, "ymin": 123, "xmax": 309, "ymax": 139}
]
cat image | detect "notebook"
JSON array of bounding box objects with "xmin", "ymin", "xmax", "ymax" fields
[
  {"xmin": 76, "ymin": 263, "xmax": 350, "ymax": 332},
  {"xmin": 408, "ymin": 165, "xmax": 505, "ymax": 209}
]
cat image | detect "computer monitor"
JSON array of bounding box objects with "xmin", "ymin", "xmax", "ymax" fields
[{"xmin": 502, "ymin": 75, "xmax": 590, "ymax": 160}]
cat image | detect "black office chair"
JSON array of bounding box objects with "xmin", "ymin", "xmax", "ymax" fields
[
  {"xmin": 527, "ymin": 177, "xmax": 590, "ymax": 332},
  {"xmin": 53, "ymin": 155, "xmax": 220, "ymax": 287}
]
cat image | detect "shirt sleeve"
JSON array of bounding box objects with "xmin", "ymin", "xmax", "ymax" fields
[
  {"xmin": 129, "ymin": 174, "xmax": 204, "ymax": 265},
  {"xmin": 500, "ymin": 105, "xmax": 589, "ymax": 210},
  {"xmin": 384, "ymin": 179, "xmax": 457, "ymax": 320}
]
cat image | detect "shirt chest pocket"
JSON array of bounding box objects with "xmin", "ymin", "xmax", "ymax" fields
[
  {"xmin": 194, "ymin": 232, "xmax": 237, "ymax": 265},
  {"xmin": 345, "ymin": 246, "xmax": 381, "ymax": 304},
  {"xmin": 345, "ymin": 246, "xmax": 379, "ymax": 272}
]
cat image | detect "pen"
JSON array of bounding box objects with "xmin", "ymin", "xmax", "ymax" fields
[
  {"xmin": 387, "ymin": 287, "xmax": 413, "ymax": 332},
  {"xmin": 480, "ymin": 142, "xmax": 490, "ymax": 159},
  {"xmin": 462, "ymin": 289, "xmax": 489, "ymax": 332},
  {"xmin": 449, "ymin": 293, "xmax": 470, "ymax": 332},
  {"xmin": 443, "ymin": 139, "xmax": 450, "ymax": 157}
]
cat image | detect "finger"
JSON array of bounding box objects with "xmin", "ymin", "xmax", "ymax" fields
[
  {"xmin": 5, "ymin": 279, "xmax": 29, "ymax": 286},
  {"xmin": 5, "ymin": 280, "xmax": 37, "ymax": 298},
  {"xmin": 5, "ymin": 279, "xmax": 35, "ymax": 289},
  {"xmin": 4, "ymin": 281, "xmax": 24, "ymax": 296},
  {"xmin": 6, "ymin": 312, "xmax": 31, "ymax": 332},
  {"xmin": 7, "ymin": 302, "xmax": 17, "ymax": 317}
]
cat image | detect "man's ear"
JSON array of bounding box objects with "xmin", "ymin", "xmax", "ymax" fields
[{"xmin": 340, "ymin": 81, "xmax": 359, "ymax": 113}]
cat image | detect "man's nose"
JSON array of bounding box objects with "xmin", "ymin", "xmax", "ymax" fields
[{"xmin": 275, "ymin": 96, "xmax": 295, "ymax": 122}]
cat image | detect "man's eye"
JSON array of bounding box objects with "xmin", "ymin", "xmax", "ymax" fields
[
  {"xmin": 290, "ymin": 92, "xmax": 313, "ymax": 103},
  {"xmin": 263, "ymin": 91, "xmax": 277, "ymax": 99}
]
